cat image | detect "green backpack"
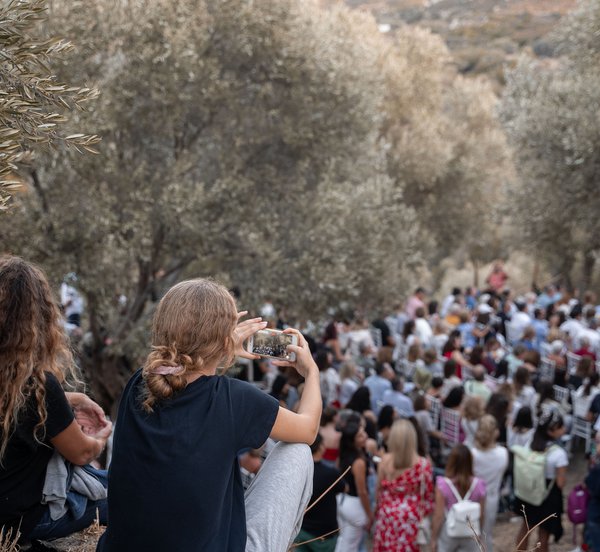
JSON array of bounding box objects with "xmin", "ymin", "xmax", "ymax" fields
[{"xmin": 511, "ymin": 444, "xmax": 558, "ymax": 506}]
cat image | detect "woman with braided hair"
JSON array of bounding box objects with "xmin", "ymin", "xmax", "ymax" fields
[{"xmin": 98, "ymin": 278, "xmax": 322, "ymax": 552}]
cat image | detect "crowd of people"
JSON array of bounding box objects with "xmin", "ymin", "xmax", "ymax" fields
[
  {"xmin": 4, "ymin": 255, "xmax": 600, "ymax": 552},
  {"xmin": 250, "ymin": 270, "xmax": 600, "ymax": 552}
]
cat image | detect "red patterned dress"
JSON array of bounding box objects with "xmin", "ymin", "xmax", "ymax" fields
[{"xmin": 373, "ymin": 457, "xmax": 434, "ymax": 552}]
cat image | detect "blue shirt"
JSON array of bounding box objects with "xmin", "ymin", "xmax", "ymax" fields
[
  {"xmin": 98, "ymin": 370, "xmax": 279, "ymax": 552},
  {"xmin": 381, "ymin": 389, "xmax": 415, "ymax": 417},
  {"xmin": 364, "ymin": 375, "xmax": 392, "ymax": 414}
]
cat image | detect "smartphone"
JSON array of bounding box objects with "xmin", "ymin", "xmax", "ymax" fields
[{"xmin": 248, "ymin": 329, "xmax": 297, "ymax": 362}]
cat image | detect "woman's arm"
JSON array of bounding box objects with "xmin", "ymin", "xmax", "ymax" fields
[
  {"xmin": 555, "ymin": 466, "xmax": 567, "ymax": 489},
  {"xmin": 431, "ymin": 487, "xmax": 445, "ymax": 552},
  {"xmin": 270, "ymin": 330, "xmax": 321, "ymax": 444},
  {"xmin": 452, "ymin": 350, "xmax": 474, "ymax": 369},
  {"xmin": 50, "ymin": 419, "xmax": 112, "ymax": 466},
  {"xmin": 353, "ymin": 457, "xmax": 373, "ymax": 529}
]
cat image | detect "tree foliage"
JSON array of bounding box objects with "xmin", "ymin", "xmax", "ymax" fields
[
  {"xmin": 382, "ymin": 27, "xmax": 512, "ymax": 278},
  {"xmin": 0, "ymin": 0, "xmax": 99, "ymax": 208},
  {"xmin": 1, "ymin": 0, "xmax": 511, "ymax": 410},
  {"xmin": 500, "ymin": 0, "xmax": 600, "ymax": 289}
]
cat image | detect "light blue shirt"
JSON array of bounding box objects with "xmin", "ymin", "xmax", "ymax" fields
[
  {"xmin": 364, "ymin": 375, "xmax": 392, "ymax": 414},
  {"xmin": 381, "ymin": 389, "xmax": 415, "ymax": 418}
]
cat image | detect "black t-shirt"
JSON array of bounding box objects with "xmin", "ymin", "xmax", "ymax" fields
[
  {"xmin": 97, "ymin": 370, "xmax": 279, "ymax": 552},
  {"xmin": 301, "ymin": 461, "xmax": 345, "ymax": 537},
  {"xmin": 372, "ymin": 319, "xmax": 392, "ymax": 347},
  {"xmin": 0, "ymin": 373, "xmax": 74, "ymax": 539}
]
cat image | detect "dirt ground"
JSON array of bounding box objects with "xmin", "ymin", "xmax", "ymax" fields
[
  {"xmin": 44, "ymin": 445, "xmax": 591, "ymax": 552},
  {"xmin": 492, "ymin": 447, "xmax": 587, "ymax": 552}
]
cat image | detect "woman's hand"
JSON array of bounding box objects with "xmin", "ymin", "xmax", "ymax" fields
[
  {"xmin": 272, "ymin": 329, "xmax": 317, "ymax": 379},
  {"xmin": 66, "ymin": 392, "xmax": 109, "ymax": 436},
  {"xmin": 233, "ymin": 311, "xmax": 267, "ymax": 360},
  {"xmin": 365, "ymin": 511, "xmax": 375, "ymax": 532}
]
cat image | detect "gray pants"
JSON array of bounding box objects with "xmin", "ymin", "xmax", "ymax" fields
[
  {"xmin": 245, "ymin": 442, "xmax": 314, "ymax": 552},
  {"xmin": 438, "ymin": 523, "xmax": 481, "ymax": 552}
]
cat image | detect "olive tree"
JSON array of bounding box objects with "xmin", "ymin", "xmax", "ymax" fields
[
  {"xmin": 500, "ymin": 0, "xmax": 600, "ymax": 289},
  {"xmin": 0, "ymin": 0, "xmax": 98, "ymax": 208},
  {"xmin": 2, "ymin": 0, "xmax": 421, "ymax": 411}
]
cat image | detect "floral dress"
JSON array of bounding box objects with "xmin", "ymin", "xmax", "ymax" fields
[{"xmin": 373, "ymin": 458, "xmax": 434, "ymax": 552}]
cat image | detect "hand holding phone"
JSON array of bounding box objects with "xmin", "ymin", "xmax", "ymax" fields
[{"xmin": 247, "ymin": 328, "xmax": 298, "ymax": 362}]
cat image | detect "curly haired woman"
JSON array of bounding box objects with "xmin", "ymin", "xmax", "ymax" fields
[{"xmin": 0, "ymin": 256, "xmax": 112, "ymax": 544}]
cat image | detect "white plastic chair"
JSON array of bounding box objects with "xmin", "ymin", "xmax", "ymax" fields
[
  {"xmin": 428, "ymin": 395, "xmax": 441, "ymax": 429},
  {"xmin": 441, "ymin": 407, "xmax": 461, "ymax": 446},
  {"xmin": 571, "ymin": 410, "xmax": 593, "ymax": 454},
  {"xmin": 539, "ymin": 357, "xmax": 555, "ymax": 383},
  {"xmin": 370, "ymin": 327, "xmax": 383, "ymax": 350},
  {"xmin": 553, "ymin": 385, "xmax": 570, "ymax": 404},
  {"xmin": 573, "ymin": 395, "xmax": 592, "ymax": 419},
  {"xmin": 567, "ymin": 352, "xmax": 582, "ymax": 375}
]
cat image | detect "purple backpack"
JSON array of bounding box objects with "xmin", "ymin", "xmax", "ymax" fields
[{"xmin": 567, "ymin": 484, "xmax": 589, "ymax": 525}]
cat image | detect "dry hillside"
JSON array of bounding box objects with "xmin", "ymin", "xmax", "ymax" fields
[{"xmin": 328, "ymin": 0, "xmax": 576, "ymax": 89}]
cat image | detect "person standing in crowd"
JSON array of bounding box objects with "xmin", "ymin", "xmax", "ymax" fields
[
  {"xmin": 470, "ymin": 415, "xmax": 508, "ymax": 552},
  {"xmin": 335, "ymin": 414, "xmax": 373, "ymax": 552},
  {"xmin": 441, "ymin": 288, "xmax": 463, "ymax": 319},
  {"xmin": 382, "ymin": 378, "xmax": 415, "ymax": 419},
  {"xmin": 461, "ymin": 396, "xmax": 484, "ymax": 449},
  {"xmin": 60, "ymin": 272, "xmax": 84, "ymax": 327},
  {"xmin": 364, "ymin": 363, "xmax": 394, "ymax": 415},
  {"xmin": 98, "ymin": 279, "xmax": 322, "ymax": 552},
  {"xmin": 512, "ymin": 366, "xmax": 536, "ymax": 414},
  {"xmin": 464, "ymin": 364, "xmax": 492, "ymax": 404},
  {"xmin": 485, "ymin": 260, "xmax": 508, "ymax": 294},
  {"xmin": 414, "ymin": 307, "xmax": 433, "ymax": 348},
  {"xmin": 507, "ymin": 406, "xmax": 534, "ymax": 448},
  {"xmin": 531, "ymin": 308, "xmax": 549, "ymax": 351},
  {"xmin": 431, "ymin": 445, "xmax": 486, "ymax": 552},
  {"xmin": 406, "ymin": 287, "xmax": 427, "ymax": 320},
  {"xmin": 507, "ymin": 299, "xmax": 531, "ymax": 346},
  {"xmin": 320, "ymin": 407, "xmax": 341, "ymax": 467},
  {"xmin": 338, "ymin": 361, "xmax": 362, "ymax": 408},
  {"xmin": 442, "ymin": 331, "xmax": 473, "ymax": 380},
  {"xmin": 514, "ymin": 410, "xmax": 568, "ymax": 552},
  {"xmin": 0, "ymin": 256, "xmax": 112, "ymax": 544},
  {"xmin": 295, "ymin": 433, "xmax": 346, "ymax": 552},
  {"xmin": 372, "ymin": 420, "xmax": 434, "ymax": 552}
]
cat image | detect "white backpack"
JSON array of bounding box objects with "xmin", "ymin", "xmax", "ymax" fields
[{"xmin": 444, "ymin": 477, "xmax": 481, "ymax": 538}]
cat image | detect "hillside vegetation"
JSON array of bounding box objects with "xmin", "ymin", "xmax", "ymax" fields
[{"xmin": 334, "ymin": 0, "xmax": 576, "ymax": 89}]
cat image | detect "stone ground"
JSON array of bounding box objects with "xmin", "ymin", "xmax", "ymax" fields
[{"xmin": 39, "ymin": 444, "xmax": 591, "ymax": 552}]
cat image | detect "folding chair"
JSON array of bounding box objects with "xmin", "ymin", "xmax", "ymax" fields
[
  {"xmin": 369, "ymin": 327, "xmax": 383, "ymax": 350},
  {"xmin": 441, "ymin": 407, "xmax": 461, "ymax": 446},
  {"xmin": 571, "ymin": 408, "xmax": 593, "ymax": 454},
  {"xmin": 539, "ymin": 357, "xmax": 555, "ymax": 383},
  {"xmin": 553, "ymin": 385, "xmax": 570, "ymax": 404},
  {"xmin": 567, "ymin": 352, "xmax": 582, "ymax": 375},
  {"xmin": 427, "ymin": 395, "xmax": 441, "ymax": 429},
  {"xmin": 572, "ymin": 395, "xmax": 592, "ymax": 419}
]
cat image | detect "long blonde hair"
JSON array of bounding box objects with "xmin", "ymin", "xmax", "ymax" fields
[
  {"xmin": 0, "ymin": 256, "xmax": 77, "ymax": 462},
  {"xmin": 142, "ymin": 279, "xmax": 238, "ymax": 411},
  {"xmin": 474, "ymin": 414, "xmax": 498, "ymax": 450},
  {"xmin": 388, "ymin": 419, "xmax": 417, "ymax": 470}
]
